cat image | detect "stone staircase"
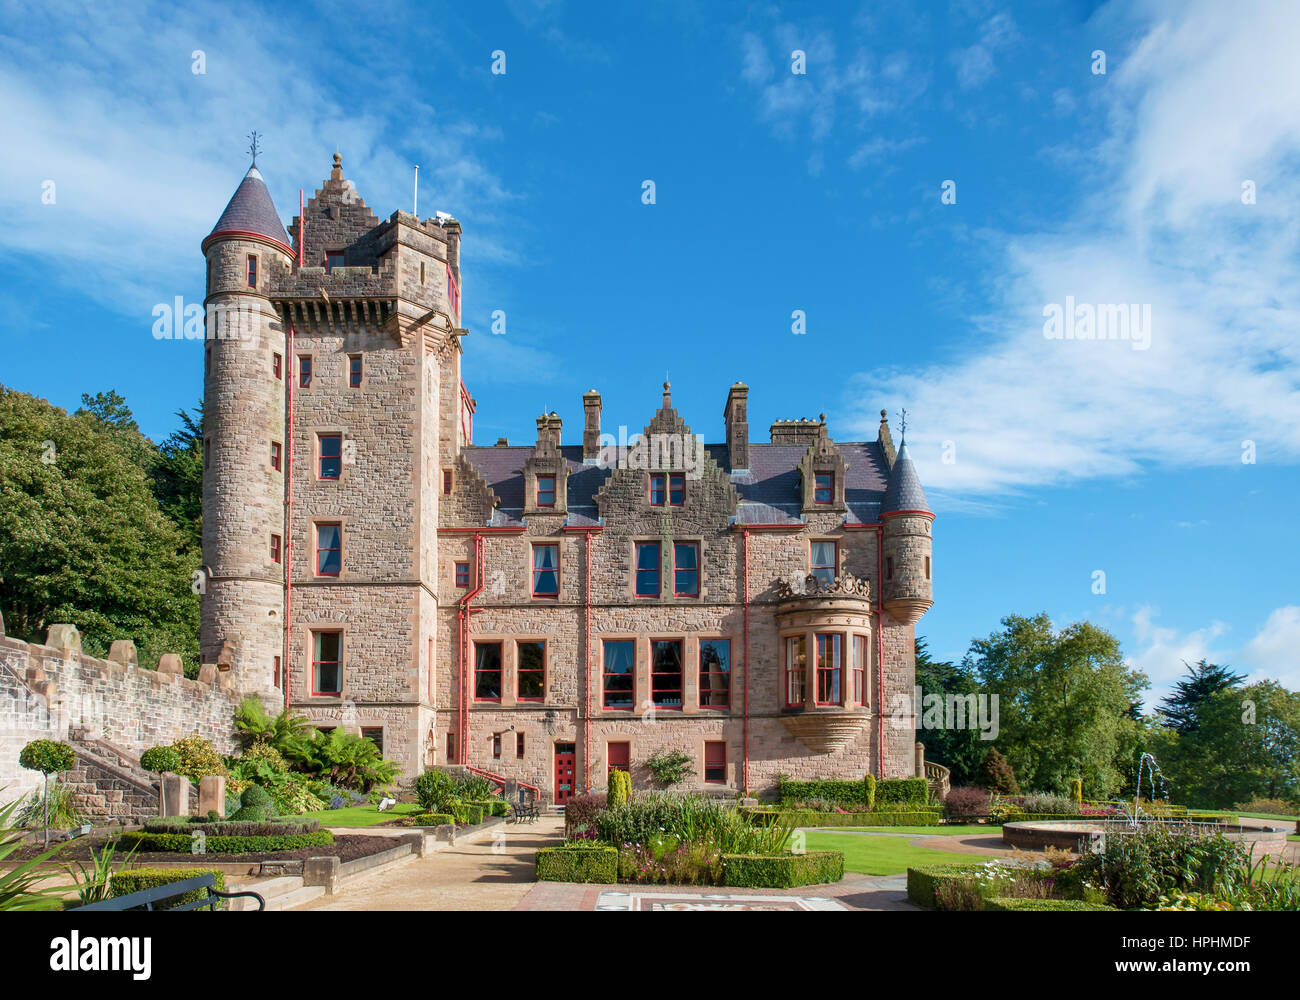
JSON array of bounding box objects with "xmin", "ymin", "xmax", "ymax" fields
[
  {"xmin": 62, "ymin": 730, "xmax": 166, "ymax": 827},
  {"xmin": 226, "ymin": 875, "xmax": 326, "ymax": 911}
]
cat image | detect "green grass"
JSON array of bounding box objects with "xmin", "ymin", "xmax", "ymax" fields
[
  {"xmin": 298, "ymin": 803, "xmax": 420, "ymax": 827},
  {"xmin": 825, "ymin": 824, "xmax": 992, "ymax": 836},
  {"xmin": 1287, "ymin": 835, "xmax": 1300, "ymax": 843},
  {"xmin": 1236, "ymin": 811, "xmax": 1298, "ymax": 822},
  {"xmin": 804, "ymin": 832, "xmax": 982, "ymax": 876}
]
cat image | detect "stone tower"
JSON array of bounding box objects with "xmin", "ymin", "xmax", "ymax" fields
[
  {"xmin": 199, "ymin": 161, "xmax": 293, "ymax": 692},
  {"xmin": 879, "ymin": 439, "xmax": 934, "ymax": 625}
]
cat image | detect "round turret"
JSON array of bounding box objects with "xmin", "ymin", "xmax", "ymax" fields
[{"xmin": 880, "ymin": 441, "xmax": 934, "ymax": 625}]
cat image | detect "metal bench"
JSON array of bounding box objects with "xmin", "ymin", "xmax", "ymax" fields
[
  {"xmin": 511, "ymin": 794, "xmax": 539, "ymax": 824},
  {"xmin": 76, "ymin": 873, "xmax": 266, "ymax": 911}
]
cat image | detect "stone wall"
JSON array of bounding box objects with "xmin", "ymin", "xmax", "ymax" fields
[{"xmin": 0, "ymin": 625, "xmax": 241, "ymax": 808}]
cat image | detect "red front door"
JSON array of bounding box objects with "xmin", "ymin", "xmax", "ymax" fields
[{"xmin": 554, "ymin": 743, "xmax": 576, "ymax": 803}]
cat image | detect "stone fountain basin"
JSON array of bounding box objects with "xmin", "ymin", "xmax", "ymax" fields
[{"xmin": 1002, "ymin": 819, "xmax": 1288, "ymax": 860}]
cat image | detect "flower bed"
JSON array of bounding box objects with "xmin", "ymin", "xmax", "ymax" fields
[{"xmin": 743, "ymin": 807, "xmax": 943, "ymax": 828}]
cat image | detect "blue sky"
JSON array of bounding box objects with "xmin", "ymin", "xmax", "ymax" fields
[{"xmin": 2, "ymin": 0, "xmax": 1297, "ymax": 704}]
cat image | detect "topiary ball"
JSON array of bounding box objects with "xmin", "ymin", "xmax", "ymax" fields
[
  {"xmin": 229, "ymin": 805, "xmax": 267, "ymax": 822},
  {"xmin": 240, "ymin": 784, "xmax": 276, "ymax": 815},
  {"xmin": 19, "ymin": 739, "xmax": 76, "ymax": 775},
  {"xmin": 140, "ymin": 745, "xmax": 182, "ymax": 774}
]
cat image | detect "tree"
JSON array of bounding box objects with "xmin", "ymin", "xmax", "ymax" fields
[
  {"xmin": 75, "ymin": 390, "xmax": 157, "ymax": 473},
  {"xmin": 152, "ymin": 402, "xmax": 203, "ymax": 549},
  {"xmin": 1157, "ymin": 659, "xmax": 1246, "ymax": 735},
  {"xmin": 18, "ymin": 740, "xmax": 76, "ymax": 848},
  {"xmin": 978, "ymin": 747, "xmax": 1020, "ymax": 794},
  {"xmin": 914, "ymin": 637, "xmax": 986, "ymax": 785},
  {"xmin": 0, "ymin": 386, "xmax": 200, "ymax": 671},
  {"xmin": 965, "ymin": 613, "xmax": 1148, "ymax": 797}
]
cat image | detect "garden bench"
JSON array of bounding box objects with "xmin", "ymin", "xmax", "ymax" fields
[
  {"xmin": 512, "ymin": 796, "xmax": 538, "ymax": 824},
  {"xmin": 76, "ymin": 873, "xmax": 266, "ymax": 911}
]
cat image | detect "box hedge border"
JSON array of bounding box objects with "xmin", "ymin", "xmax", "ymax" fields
[
  {"xmin": 117, "ymin": 830, "xmax": 335, "ymax": 854},
  {"xmin": 722, "ymin": 850, "xmax": 845, "ymax": 888},
  {"xmin": 982, "ymin": 897, "xmax": 1116, "ymax": 911},
  {"xmin": 536, "ymin": 845, "xmax": 618, "ymax": 884},
  {"xmin": 108, "ymin": 868, "xmax": 228, "ymax": 909}
]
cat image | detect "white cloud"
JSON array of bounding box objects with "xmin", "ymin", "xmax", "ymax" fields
[
  {"xmin": 949, "ymin": 11, "xmax": 1017, "ymax": 90},
  {"xmin": 1241, "ymin": 605, "xmax": 1300, "ymax": 689},
  {"xmin": 847, "ymin": 0, "xmax": 1300, "ymax": 494},
  {"xmin": 1127, "ymin": 605, "xmax": 1229, "ymax": 693}
]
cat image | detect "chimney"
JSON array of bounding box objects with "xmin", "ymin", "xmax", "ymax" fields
[
  {"xmin": 583, "ymin": 390, "xmax": 602, "ymax": 460},
  {"xmin": 535, "ymin": 412, "xmax": 562, "ymax": 452},
  {"xmin": 769, "ymin": 416, "xmax": 825, "ymax": 447},
  {"xmin": 724, "ymin": 382, "xmax": 749, "ymax": 471}
]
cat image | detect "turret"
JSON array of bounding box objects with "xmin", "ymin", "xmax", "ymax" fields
[
  {"xmin": 879, "ymin": 439, "xmax": 933, "ymax": 625},
  {"xmin": 199, "ymin": 158, "xmax": 293, "ymax": 693}
]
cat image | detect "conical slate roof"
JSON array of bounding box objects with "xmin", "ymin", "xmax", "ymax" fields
[
  {"xmin": 880, "ymin": 441, "xmax": 930, "ymax": 514},
  {"xmin": 203, "ymin": 163, "xmax": 293, "ymax": 254}
]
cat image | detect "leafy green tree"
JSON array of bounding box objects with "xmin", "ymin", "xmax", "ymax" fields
[
  {"xmin": 977, "ymin": 747, "xmax": 1020, "ymax": 794},
  {"xmin": 152, "ymin": 402, "xmax": 203, "ymax": 549},
  {"xmin": 0, "ymin": 386, "xmax": 199, "ymax": 671},
  {"xmin": 964, "ymin": 613, "xmax": 1148, "ymax": 797},
  {"xmin": 914, "ymin": 637, "xmax": 986, "ymax": 785},
  {"xmin": 1157, "ymin": 659, "xmax": 1246, "ymax": 736},
  {"xmin": 75, "ymin": 390, "xmax": 158, "ymax": 473},
  {"xmin": 18, "ymin": 739, "xmax": 76, "ymax": 847}
]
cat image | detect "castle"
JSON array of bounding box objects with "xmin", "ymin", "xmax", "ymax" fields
[{"xmin": 200, "ymin": 154, "xmax": 934, "ymax": 801}]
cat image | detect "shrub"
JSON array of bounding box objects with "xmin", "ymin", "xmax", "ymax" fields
[
  {"xmin": 117, "ymin": 829, "xmax": 334, "ymax": 854},
  {"xmin": 17, "ymin": 783, "xmax": 84, "ymax": 831},
  {"xmin": 907, "ymin": 864, "xmax": 996, "ymax": 908},
  {"xmin": 608, "ymin": 769, "xmax": 631, "ymax": 808},
  {"xmin": 1069, "ymin": 779, "xmax": 1084, "ymax": 805},
  {"xmin": 741, "ymin": 808, "xmax": 941, "ymax": 828},
  {"xmin": 875, "ymin": 777, "xmax": 930, "ymax": 807},
  {"xmin": 1015, "ymin": 793, "xmax": 1078, "ymax": 815},
  {"xmin": 978, "ymin": 748, "xmax": 1019, "ymax": 795},
  {"xmin": 620, "ymin": 837, "xmax": 722, "ymax": 885},
  {"xmin": 139, "ymin": 746, "xmax": 182, "ymax": 774},
  {"xmin": 777, "ymin": 776, "xmax": 872, "ymax": 809},
  {"xmin": 450, "ymin": 802, "xmax": 484, "ymax": 826},
  {"xmin": 1233, "ymin": 797, "xmax": 1298, "ymax": 816},
  {"xmin": 722, "ymin": 851, "xmax": 844, "ymax": 888},
  {"xmin": 142, "ymin": 818, "xmax": 319, "ymax": 836},
  {"xmin": 1072, "ymin": 827, "xmax": 1248, "ymax": 910},
  {"xmin": 239, "ymin": 784, "xmax": 276, "ymax": 815},
  {"xmin": 983, "ymin": 897, "xmax": 1116, "ymax": 911},
  {"xmin": 944, "ymin": 785, "xmax": 990, "ymax": 819},
  {"xmin": 536, "ymin": 845, "xmax": 617, "ymax": 884},
  {"xmin": 229, "ymin": 805, "xmax": 267, "ymax": 823},
  {"xmin": 469, "ymin": 799, "xmax": 508, "ymax": 818},
  {"xmin": 169, "ymin": 734, "xmax": 227, "ymax": 784},
  {"xmin": 456, "ymin": 774, "xmax": 495, "ymax": 800},
  {"xmin": 406, "ymin": 812, "xmax": 456, "ymax": 827},
  {"xmin": 108, "ymin": 868, "xmax": 227, "ymax": 910},
  {"xmin": 645, "ymin": 749, "xmax": 693, "ymax": 786},
  {"xmin": 598, "ymin": 792, "xmax": 793, "ymax": 855},
  {"xmin": 863, "ymin": 774, "xmax": 876, "ymax": 811},
  {"xmin": 414, "ymin": 769, "xmax": 458, "ymax": 813},
  {"xmin": 564, "ymin": 793, "xmax": 607, "ymax": 838},
  {"xmin": 18, "ymin": 739, "xmax": 76, "ymax": 776}
]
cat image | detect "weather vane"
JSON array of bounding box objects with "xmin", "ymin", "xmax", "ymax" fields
[
  {"xmin": 898, "ymin": 408, "xmax": 908, "ymax": 439},
  {"xmin": 247, "ymin": 130, "xmax": 262, "ymax": 165}
]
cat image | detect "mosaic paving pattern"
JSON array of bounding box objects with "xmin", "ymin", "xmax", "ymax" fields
[{"xmin": 595, "ymin": 891, "xmax": 847, "ymax": 911}]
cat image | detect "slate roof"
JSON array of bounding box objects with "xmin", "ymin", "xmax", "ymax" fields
[
  {"xmin": 205, "ymin": 164, "xmax": 292, "ymax": 252},
  {"xmin": 880, "ymin": 442, "xmax": 930, "ymax": 514},
  {"xmin": 460, "ymin": 439, "xmax": 894, "ymax": 527}
]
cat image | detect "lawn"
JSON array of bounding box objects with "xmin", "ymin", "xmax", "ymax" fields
[
  {"xmin": 1237, "ymin": 811, "xmax": 1299, "ymax": 822},
  {"xmin": 820, "ymin": 824, "xmax": 992, "ymax": 836},
  {"xmin": 804, "ymin": 832, "xmax": 985, "ymax": 876},
  {"xmin": 299, "ymin": 803, "xmax": 420, "ymax": 827}
]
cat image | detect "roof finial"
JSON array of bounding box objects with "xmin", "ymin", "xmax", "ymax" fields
[
  {"xmin": 897, "ymin": 408, "xmax": 908, "ymax": 441},
  {"xmin": 247, "ymin": 130, "xmax": 262, "ymax": 165}
]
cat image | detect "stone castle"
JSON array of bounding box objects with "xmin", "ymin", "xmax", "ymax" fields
[{"xmin": 200, "ymin": 154, "xmax": 935, "ymax": 801}]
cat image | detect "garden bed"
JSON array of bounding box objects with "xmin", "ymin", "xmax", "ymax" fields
[{"xmin": 12, "ymin": 833, "xmax": 393, "ymax": 867}]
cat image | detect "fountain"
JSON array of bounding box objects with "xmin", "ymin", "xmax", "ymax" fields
[{"xmin": 999, "ymin": 753, "xmax": 1288, "ymax": 859}]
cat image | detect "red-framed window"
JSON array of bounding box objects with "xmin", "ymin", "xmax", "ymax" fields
[
  {"xmin": 315, "ymin": 523, "xmax": 341, "ymax": 577},
  {"xmin": 446, "ymin": 732, "xmax": 455, "ymax": 761},
  {"xmin": 785, "ymin": 635, "xmax": 807, "ymax": 708},
  {"xmin": 442, "ymin": 469, "xmax": 453, "ymax": 494},
  {"xmin": 273, "ymin": 655, "xmax": 281, "ymax": 689},
  {"xmin": 246, "ymin": 254, "xmax": 257, "ymax": 288},
  {"xmin": 318, "ymin": 434, "xmax": 342, "ymax": 479},
  {"xmin": 816, "ymin": 633, "xmax": 843, "ymax": 705},
  {"xmin": 298, "ymin": 356, "xmax": 312, "ymax": 388},
  {"xmin": 474, "ymin": 642, "xmax": 502, "ymax": 701},
  {"xmin": 635, "ymin": 542, "xmax": 660, "ymax": 596},
  {"xmin": 607, "ymin": 741, "xmax": 630, "ymax": 781},
  {"xmin": 454, "ymin": 562, "xmax": 470, "ymax": 587},
  {"xmin": 532, "ymin": 543, "xmax": 559, "ymax": 598},
  {"xmin": 704, "ymin": 741, "xmax": 726, "ymax": 783},
  {"xmin": 651, "ymin": 639, "xmax": 683, "ymax": 709},
  {"xmin": 272, "ymin": 352, "xmax": 282, "ymax": 379},
  {"xmin": 326, "ymin": 251, "xmax": 345, "ymax": 273},
  {"xmin": 492, "ymin": 733, "xmax": 502, "ymax": 759},
  {"xmin": 699, "ymin": 639, "xmax": 731, "ymax": 708},
  {"xmin": 602, "ymin": 639, "xmax": 635, "ymax": 709},
  {"xmin": 811, "ymin": 540, "xmax": 836, "ymax": 587},
  {"xmin": 270, "ymin": 534, "xmax": 281, "ymax": 564},
  {"xmin": 348, "ymin": 354, "xmax": 362, "ymax": 388},
  {"xmin": 516, "ymin": 731, "xmax": 525, "ymax": 758},
  {"xmin": 518, "ymin": 641, "xmax": 545, "ymax": 701},
  {"xmin": 673, "ymin": 542, "xmax": 699, "ymax": 597},
  {"xmin": 650, "ymin": 473, "xmax": 685, "ymax": 506},
  {"xmin": 270, "ymin": 441, "xmax": 282, "ymax": 471},
  {"xmin": 362, "ymin": 728, "xmax": 383, "ymax": 754},
  {"xmin": 853, "ymin": 634, "xmax": 867, "ymax": 704},
  {"xmin": 312, "ymin": 631, "xmax": 342, "ymax": 696},
  {"xmin": 925, "ymin": 556, "xmax": 931, "ymax": 580},
  {"xmin": 536, "ymin": 474, "xmax": 556, "ymax": 507},
  {"xmin": 814, "ymin": 472, "xmax": 833, "ymax": 504}
]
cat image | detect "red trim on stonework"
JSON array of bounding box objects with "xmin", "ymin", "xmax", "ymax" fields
[
  {"xmin": 815, "ymin": 633, "xmax": 843, "ymax": 706},
  {"xmin": 742, "ymin": 530, "xmax": 750, "ymax": 793},
  {"xmin": 536, "ymin": 475, "xmax": 556, "ymax": 507},
  {"xmin": 880, "ymin": 509, "xmax": 936, "ymax": 521},
  {"xmin": 454, "ymin": 562, "xmax": 470, "ymax": 587},
  {"xmin": 704, "ymin": 741, "xmax": 726, "ymax": 783},
  {"xmin": 784, "ymin": 635, "xmax": 806, "ymax": 708},
  {"xmin": 473, "ymin": 640, "xmax": 503, "ymax": 702},
  {"xmin": 635, "ymin": 541, "xmax": 660, "ymax": 597},
  {"xmin": 814, "ymin": 472, "xmax": 834, "ymax": 504},
  {"xmin": 439, "ymin": 526, "xmax": 526, "ymax": 535},
  {"xmin": 310, "ymin": 631, "xmax": 342, "ymax": 697},
  {"xmin": 672, "ymin": 541, "xmax": 699, "ymax": 597},
  {"xmin": 201, "ymin": 229, "xmax": 296, "ymax": 259},
  {"xmin": 517, "ymin": 640, "xmax": 545, "ymax": 701},
  {"xmin": 607, "ymin": 740, "xmax": 630, "ymax": 781}
]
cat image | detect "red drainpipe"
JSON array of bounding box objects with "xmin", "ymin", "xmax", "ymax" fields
[
  {"xmin": 457, "ymin": 533, "xmax": 485, "ymax": 765},
  {"xmin": 876, "ymin": 524, "xmax": 886, "ymax": 778},
  {"xmin": 583, "ymin": 529, "xmax": 593, "ymax": 791},
  {"xmin": 742, "ymin": 528, "xmax": 751, "ymax": 795}
]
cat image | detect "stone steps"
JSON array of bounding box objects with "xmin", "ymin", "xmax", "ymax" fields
[{"xmin": 227, "ymin": 875, "xmax": 326, "ymax": 911}]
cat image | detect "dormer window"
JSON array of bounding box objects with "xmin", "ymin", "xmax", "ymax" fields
[
  {"xmin": 536, "ymin": 474, "xmax": 556, "ymax": 507},
  {"xmin": 650, "ymin": 473, "xmax": 684, "ymax": 506},
  {"xmin": 325, "ymin": 251, "xmax": 345, "ymax": 273},
  {"xmin": 814, "ymin": 472, "xmax": 834, "ymax": 504}
]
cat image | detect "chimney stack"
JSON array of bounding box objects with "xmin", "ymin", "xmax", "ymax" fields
[
  {"xmin": 535, "ymin": 412, "xmax": 562, "ymax": 452},
  {"xmin": 877, "ymin": 409, "xmax": 896, "ymax": 467},
  {"xmin": 583, "ymin": 390, "xmax": 602, "ymax": 460},
  {"xmin": 724, "ymin": 382, "xmax": 749, "ymax": 471}
]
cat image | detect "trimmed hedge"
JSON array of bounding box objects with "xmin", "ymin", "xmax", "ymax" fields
[
  {"xmin": 982, "ymin": 897, "xmax": 1116, "ymax": 911},
  {"xmin": 907, "ymin": 864, "xmax": 994, "ymax": 908},
  {"xmin": 742, "ymin": 808, "xmax": 943, "ymax": 828},
  {"xmin": 473, "ymin": 799, "xmax": 509, "ymax": 818},
  {"xmin": 778, "ymin": 777, "xmax": 873, "ymax": 808},
  {"xmin": 109, "ymin": 868, "xmax": 227, "ymax": 910},
  {"xmin": 142, "ymin": 818, "xmax": 320, "ymax": 836},
  {"xmin": 875, "ymin": 777, "xmax": 930, "ymax": 806},
  {"xmin": 408, "ymin": 812, "xmax": 456, "ymax": 826},
  {"xmin": 536, "ymin": 845, "xmax": 618, "ymax": 884},
  {"xmin": 722, "ymin": 851, "xmax": 844, "ymax": 888},
  {"xmin": 117, "ymin": 830, "xmax": 334, "ymax": 854},
  {"xmin": 451, "ymin": 803, "xmax": 485, "ymax": 825}
]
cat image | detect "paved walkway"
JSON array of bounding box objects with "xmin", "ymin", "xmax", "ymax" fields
[
  {"xmin": 516, "ymin": 874, "xmax": 916, "ymax": 910},
  {"xmin": 301, "ymin": 816, "xmax": 564, "ymax": 911}
]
